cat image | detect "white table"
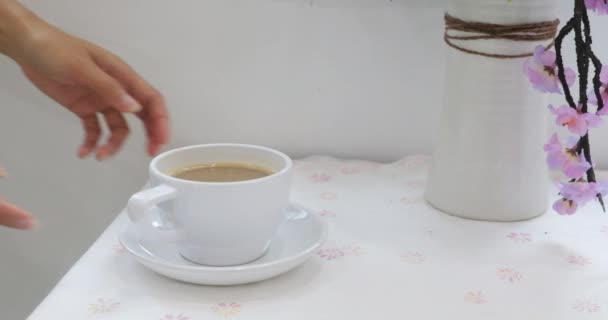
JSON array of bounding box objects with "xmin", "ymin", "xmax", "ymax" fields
[{"xmin": 29, "ymin": 155, "xmax": 608, "ymax": 319}]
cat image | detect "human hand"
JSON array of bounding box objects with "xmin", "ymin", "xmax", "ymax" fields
[
  {"xmin": 0, "ymin": 167, "xmax": 35, "ymax": 230},
  {"xmin": 0, "ymin": 2, "xmax": 170, "ymax": 230},
  {"xmin": 10, "ymin": 14, "xmax": 170, "ymax": 159}
]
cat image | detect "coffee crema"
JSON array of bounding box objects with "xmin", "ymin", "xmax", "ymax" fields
[{"xmin": 171, "ymin": 162, "xmax": 274, "ymax": 182}]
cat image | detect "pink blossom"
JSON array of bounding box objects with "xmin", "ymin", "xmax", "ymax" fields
[
  {"xmin": 543, "ymin": 134, "xmax": 591, "ymax": 179},
  {"xmin": 560, "ymin": 182, "xmax": 601, "ymax": 203},
  {"xmin": 549, "ymin": 105, "xmax": 602, "ymax": 136},
  {"xmin": 553, "ymin": 181, "xmax": 607, "ymax": 215},
  {"xmin": 586, "ymin": 0, "xmax": 608, "ymax": 15},
  {"xmin": 524, "ymin": 46, "xmax": 575, "ymax": 93},
  {"xmin": 317, "ymin": 248, "xmax": 345, "ymax": 260},
  {"xmin": 553, "ymin": 199, "xmax": 578, "ymax": 215}
]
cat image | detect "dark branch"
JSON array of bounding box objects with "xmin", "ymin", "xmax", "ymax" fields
[{"xmin": 555, "ymin": 18, "xmax": 577, "ymax": 109}]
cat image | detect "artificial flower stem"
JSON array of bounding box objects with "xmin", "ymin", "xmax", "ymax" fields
[{"xmin": 555, "ymin": 19, "xmax": 577, "ymax": 109}]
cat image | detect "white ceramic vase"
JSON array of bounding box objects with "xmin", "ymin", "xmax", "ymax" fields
[{"xmin": 425, "ymin": 0, "xmax": 558, "ymax": 221}]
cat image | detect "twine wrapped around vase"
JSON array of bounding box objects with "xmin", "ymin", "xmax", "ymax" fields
[{"xmin": 444, "ymin": 14, "xmax": 559, "ymax": 58}]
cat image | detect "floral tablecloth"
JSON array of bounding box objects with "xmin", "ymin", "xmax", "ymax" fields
[{"xmin": 28, "ymin": 155, "xmax": 608, "ymax": 319}]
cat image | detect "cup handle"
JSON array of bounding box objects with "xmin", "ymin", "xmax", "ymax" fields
[{"xmin": 127, "ymin": 184, "xmax": 177, "ymax": 228}]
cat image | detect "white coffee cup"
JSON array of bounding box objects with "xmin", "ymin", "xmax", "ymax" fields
[{"xmin": 127, "ymin": 144, "xmax": 293, "ymax": 266}]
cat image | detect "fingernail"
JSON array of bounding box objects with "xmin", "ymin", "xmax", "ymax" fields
[
  {"xmin": 78, "ymin": 147, "xmax": 90, "ymax": 159},
  {"xmin": 120, "ymin": 95, "xmax": 142, "ymax": 113},
  {"xmin": 96, "ymin": 151, "xmax": 110, "ymax": 161},
  {"xmin": 15, "ymin": 218, "xmax": 36, "ymax": 230}
]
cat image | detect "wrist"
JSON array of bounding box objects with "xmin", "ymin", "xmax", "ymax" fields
[{"xmin": 0, "ymin": 1, "xmax": 43, "ymax": 61}]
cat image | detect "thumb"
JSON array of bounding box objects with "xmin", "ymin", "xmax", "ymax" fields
[
  {"xmin": 81, "ymin": 64, "xmax": 142, "ymax": 113},
  {"xmin": 0, "ymin": 199, "xmax": 36, "ymax": 230}
]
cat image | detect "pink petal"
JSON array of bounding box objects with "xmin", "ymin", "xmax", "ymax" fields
[
  {"xmin": 601, "ymin": 65, "xmax": 608, "ymax": 84},
  {"xmin": 556, "ymin": 105, "xmax": 577, "ymax": 117},
  {"xmin": 553, "ymin": 199, "xmax": 577, "ymax": 215},
  {"xmin": 526, "ymin": 64, "xmax": 561, "ymax": 93},
  {"xmin": 584, "ymin": 113, "xmax": 603, "ymax": 128},
  {"xmin": 565, "ymin": 68, "xmax": 577, "ymax": 87},
  {"xmin": 589, "ymin": 89, "xmax": 599, "ymax": 105},
  {"xmin": 595, "ymin": 180, "xmax": 608, "ymax": 195},
  {"xmin": 563, "ymin": 158, "xmax": 591, "ymax": 179},
  {"xmin": 568, "ymin": 115, "xmax": 589, "ymax": 136},
  {"xmin": 560, "ymin": 182, "xmax": 597, "ymax": 204},
  {"xmin": 554, "ymin": 106, "xmax": 577, "ymax": 127},
  {"xmin": 598, "ymin": 102, "xmax": 608, "ymax": 115},
  {"xmin": 547, "ymin": 151, "xmax": 568, "ymax": 169},
  {"xmin": 543, "ymin": 133, "xmax": 562, "ymax": 153},
  {"xmin": 540, "ymin": 50, "xmax": 557, "ymax": 67},
  {"xmin": 533, "ymin": 45, "xmax": 546, "ymax": 63}
]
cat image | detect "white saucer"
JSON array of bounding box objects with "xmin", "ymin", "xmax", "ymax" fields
[{"xmin": 120, "ymin": 203, "xmax": 327, "ymax": 286}]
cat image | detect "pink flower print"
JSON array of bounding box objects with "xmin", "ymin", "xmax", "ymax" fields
[
  {"xmin": 318, "ymin": 209, "xmax": 336, "ymax": 218},
  {"xmin": 400, "ymin": 196, "xmax": 423, "ymax": 205},
  {"xmin": 566, "ymin": 254, "xmax": 591, "ymax": 266},
  {"xmin": 549, "ymin": 104, "xmax": 602, "ymax": 136},
  {"xmin": 524, "ymin": 45, "xmax": 575, "ymax": 93},
  {"xmin": 464, "ymin": 291, "xmax": 487, "ymax": 304},
  {"xmin": 88, "ymin": 298, "xmax": 120, "ymax": 314},
  {"xmin": 341, "ymin": 166, "xmax": 363, "ymax": 175},
  {"xmin": 496, "ymin": 268, "xmax": 522, "ymax": 283},
  {"xmin": 506, "ymin": 232, "xmax": 532, "ymax": 243},
  {"xmin": 586, "ymin": 0, "xmax": 608, "ymax": 15},
  {"xmin": 161, "ymin": 314, "xmax": 190, "ymax": 320},
  {"xmin": 401, "ymin": 252, "xmax": 426, "ymax": 264},
  {"xmin": 112, "ymin": 243, "xmax": 126, "ymax": 254},
  {"xmin": 317, "ymin": 247, "xmax": 345, "ymax": 260},
  {"xmin": 211, "ymin": 303, "xmax": 241, "ymax": 319},
  {"xmin": 317, "ymin": 245, "xmax": 364, "ymax": 260},
  {"xmin": 319, "ymin": 192, "xmax": 337, "ymax": 200},
  {"xmin": 342, "ymin": 245, "xmax": 365, "ymax": 256},
  {"xmin": 573, "ymin": 298, "xmax": 601, "ymax": 313}
]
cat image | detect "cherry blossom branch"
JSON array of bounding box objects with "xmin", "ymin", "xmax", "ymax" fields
[
  {"xmin": 580, "ymin": 3, "xmax": 606, "ymax": 209},
  {"xmin": 555, "ymin": 18, "xmax": 576, "ymax": 109},
  {"xmin": 534, "ymin": 0, "xmax": 608, "ymax": 214}
]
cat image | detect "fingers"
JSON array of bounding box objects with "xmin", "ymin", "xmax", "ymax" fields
[
  {"xmin": 92, "ymin": 52, "xmax": 170, "ymax": 156},
  {"xmin": 78, "ymin": 115, "xmax": 102, "ymax": 158},
  {"xmin": 138, "ymin": 92, "xmax": 169, "ymax": 156},
  {"xmin": 96, "ymin": 109, "xmax": 130, "ymax": 160},
  {"xmin": 0, "ymin": 199, "xmax": 35, "ymax": 230},
  {"xmin": 79, "ymin": 63, "xmax": 142, "ymax": 113}
]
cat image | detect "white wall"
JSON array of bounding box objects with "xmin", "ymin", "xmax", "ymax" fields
[{"xmin": 1, "ymin": 0, "xmax": 607, "ymax": 319}]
